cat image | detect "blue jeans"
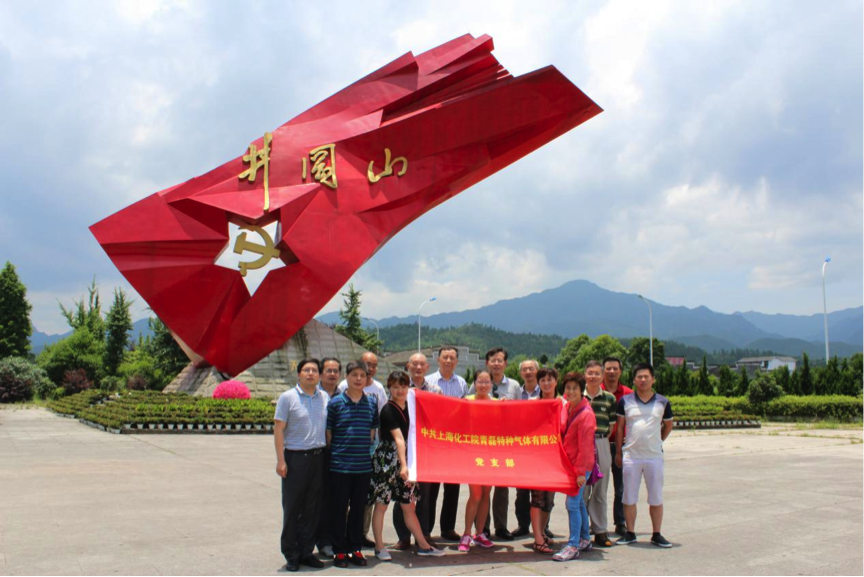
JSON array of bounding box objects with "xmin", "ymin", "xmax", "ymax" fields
[{"xmin": 565, "ymin": 471, "xmax": 591, "ymax": 547}]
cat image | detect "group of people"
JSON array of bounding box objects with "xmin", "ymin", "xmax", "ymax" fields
[{"xmin": 273, "ymin": 346, "xmax": 674, "ymax": 571}]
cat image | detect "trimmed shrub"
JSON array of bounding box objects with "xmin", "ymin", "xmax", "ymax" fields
[
  {"xmin": 0, "ymin": 356, "xmax": 43, "ymax": 402},
  {"xmin": 764, "ymin": 395, "xmax": 863, "ymax": 421},
  {"xmin": 62, "ymin": 369, "xmax": 92, "ymax": 395},
  {"xmin": 127, "ymin": 375, "xmax": 148, "ymax": 391},
  {"xmin": 748, "ymin": 373, "xmax": 784, "ymax": 405},
  {"xmin": 213, "ymin": 380, "xmax": 251, "ymax": 400}
]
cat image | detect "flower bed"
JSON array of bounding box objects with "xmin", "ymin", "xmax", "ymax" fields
[{"xmin": 46, "ymin": 390, "xmax": 274, "ymax": 434}]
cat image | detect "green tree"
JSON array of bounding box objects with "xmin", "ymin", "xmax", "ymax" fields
[
  {"xmin": 673, "ymin": 361, "xmax": 690, "ymax": 396},
  {"xmin": 696, "ymin": 356, "xmax": 713, "ymax": 395},
  {"xmin": 798, "ymin": 353, "xmax": 813, "ymax": 395},
  {"xmin": 788, "ymin": 368, "xmax": 801, "ymax": 395},
  {"xmin": 816, "ymin": 356, "xmax": 841, "ymax": 395},
  {"xmin": 554, "ymin": 334, "xmax": 590, "ymax": 372},
  {"xmin": 103, "ymin": 288, "xmax": 133, "ymax": 377},
  {"xmin": 0, "ymin": 262, "xmax": 33, "ymax": 359},
  {"xmin": 627, "ymin": 337, "xmax": 666, "ymax": 368},
  {"xmin": 840, "ymin": 353, "xmax": 862, "ymax": 396},
  {"xmin": 748, "ymin": 370, "xmax": 784, "ymax": 405},
  {"xmin": 333, "ymin": 284, "xmax": 381, "ymax": 352},
  {"xmin": 653, "ymin": 364, "xmax": 674, "ymax": 396},
  {"xmin": 141, "ymin": 317, "xmax": 190, "ymax": 390},
  {"xmin": 573, "ymin": 335, "xmax": 628, "ymax": 373},
  {"xmin": 736, "ymin": 366, "xmax": 750, "ymax": 397},
  {"xmin": 37, "ymin": 326, "xmax": 104, "ymax": 386},
  {"xmin": 716, "ymin": 365, "xmax": 735, "ymax": 397},
  {"xmin": 59, "ymin": 278, "xmax": 104, "ymax": 340},
  {"xmin": 773, "ymin": 365, "xmax": 791, "ymax": 393}
]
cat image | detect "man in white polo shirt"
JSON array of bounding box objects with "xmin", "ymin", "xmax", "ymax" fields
[
  {"xmin": 425, "ymin": 346, "xmax": 468, "ymax": 542},
  {"xmin": 614, "ymin": 363, "xmax": 674, "ymax": 548}
]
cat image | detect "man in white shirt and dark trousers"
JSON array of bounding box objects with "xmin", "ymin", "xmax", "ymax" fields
[
  {"xmin": 425, "ymin": 346, "xmax": 468, "ymax": 542},
  {"xmin": 274, "ymin": 358, "xmax": 329, "ymax": 572}
]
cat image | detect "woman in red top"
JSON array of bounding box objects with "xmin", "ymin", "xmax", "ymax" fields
[{"xmin": 553, "ymin": 371, "xmax": 597, "ymax": 562}]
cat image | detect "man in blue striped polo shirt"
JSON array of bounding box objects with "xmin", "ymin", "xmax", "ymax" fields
[
  {"xmin": 327, "ymin": 359, "xmax": 380, "ymax": 568},
  {"xmin": 274, "ymin": 358, "xmax": 329, "ymax": 572}
]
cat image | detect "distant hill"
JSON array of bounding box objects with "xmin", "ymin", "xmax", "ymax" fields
[
  {"xmin": 30, "ymin": 318, "xmax": 153, "ymax": 354},
  {"xmin": 318, "ymin": 279, "xmax": 862, "ymax": 358},
  {"xmin": 377, "ymin": 323, "xmax": 567, "ymax": 358},
  {"xmin": 744, "ymin": 337, "xmax": 862, "ymax": 360},
  {"xmin": 735, "ymin": 308, "xmax": 863, "ymax": 343}
]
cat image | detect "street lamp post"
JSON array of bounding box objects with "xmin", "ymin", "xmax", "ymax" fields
[
  {"xmin": 822, "ymin": 257, "xmax": 831, "ymax": 361},
  {"xmin": 417, "ymin": 297, "xmax": 437, "ymax": 352},
  {"xmin": 362, "ymin": 317, "xmax": 380, "ymax": 353},
  {"xmin": 638, "ymin": 294, "xmax": 654, "ymax": 367}
]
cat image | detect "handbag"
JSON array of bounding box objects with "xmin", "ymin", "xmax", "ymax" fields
[{"xmin": 564, "ymin": 404, "xmax": 604, "ymax": 487}]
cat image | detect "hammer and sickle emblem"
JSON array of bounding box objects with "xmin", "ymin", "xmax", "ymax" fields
[{"xmin": 232, "ymin": 225, "xmax": 282, "ymax": 277}]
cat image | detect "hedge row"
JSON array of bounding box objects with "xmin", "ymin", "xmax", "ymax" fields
[
  {"xmin": 46, "ymin": 390, "xmax": 275, "ymax": 431},
  {"xmin": 669, "ymin": 395, "xmax": 862, "ymax": 422}
]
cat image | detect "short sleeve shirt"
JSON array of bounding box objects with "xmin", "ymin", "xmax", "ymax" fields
[
  {"xmin": 585, "ymin": 389, "xmax": 617, "ymax": 437},
  {"xmin": 337, "ymin": 379, "xmax": 388, "ymax": 413},
  {"xmin": 425, "ymin": 371, "xmax": 467, "ymax": 398},
  {"xmin": 326, "ymin": 392, "xmax": 381, "ymax": 473},
  {"xmin": 616, "ymin": 392, "xmax": 673, "ymax": 460},
  {"xmin": 274, "ymin": 385, "xmax": 329, "ymax": 450},
  {"xmin": 379, "ymin": 401, "xmax": 409, "ymax": 443}
]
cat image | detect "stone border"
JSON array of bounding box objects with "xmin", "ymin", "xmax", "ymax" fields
[{"xmin": 674, "ymin": 419, "xmax": 761, "ymax": 429}]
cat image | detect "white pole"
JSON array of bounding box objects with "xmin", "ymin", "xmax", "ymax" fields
[
  {"xmin": 417, "ymin": 297, "xmax": 436, "ymax": 352},
  {"xmin": 822, "ymin": 258, "xmax": 831, "ymax": 361},
  {"xmin": 638, "ymin": 295, "xmax": 654, "ymax": 367}
]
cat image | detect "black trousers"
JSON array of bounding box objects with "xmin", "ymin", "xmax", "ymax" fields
[
  {"xmin": 514, "ymin": 488, "xmax": 531, "ymax": 529},
  {"xmin": 314, "ymin": 450, "xmax": 332, "ymax": 550},
  {"xmin": 394, "ymin": 481, "xmax": 435, "ymax": 541},
  {"xmin": 280, "ymin": 449, "xmax": 324, "ymax": 561},
  {"xmin": 439, "ymin": 483, "xmax": 460, "ymax": 533},
  {"xmin": 610, "ymin": 441, "xmax": 625, "ymax": 527},
  {"xmin": 329, "ymin": 471, "xmax": 372, "ymax": 554}
]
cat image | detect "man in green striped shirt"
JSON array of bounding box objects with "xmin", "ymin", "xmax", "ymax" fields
[{"xmin": 582, "ymin": 360, "xmax": 617, "ymax": 547}]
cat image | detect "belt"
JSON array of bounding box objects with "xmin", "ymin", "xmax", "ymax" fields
[
  {"xmin": 285, "ymin": 447, "xmax": 325, "ymax": 455},
  {"xmin": 595, "ymin": 433, "xmax": 609, "ymax": 439}
]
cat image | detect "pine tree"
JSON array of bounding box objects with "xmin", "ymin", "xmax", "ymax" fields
[
  {"xmin": 333, "ymin": 284, "xmax": 381, "ymax": 351},
  {"xmin": 799, "ymin": 353, "xmax": 813, "ymax": 395},
  {"xmin": 60, "ymin": 278, "xmax": 104, "ymax": 339},
  {"xmin": 0, "ymin": 262, "xmax": 32, "ymax": 359},
  {"xmin": 697, "ymin": 356, "xmax": 712, "ymax": 395},
  {"xmin": 737, "ymin": 366, "xmax": 750, "ymax": 397},
  {"xmin": 717, "ymin": 365, "xmax": 735, "ymax": 397},
  {"xmin": 103, "ymin": 288, "xmax": 133, "ymax": 376}
]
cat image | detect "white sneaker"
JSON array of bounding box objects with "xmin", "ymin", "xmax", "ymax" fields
[
  {"xmin": 319, "ymin": 545, "xmax": 334, "ymax": 557},
  {"xmin": 553, "ymin": 545, "xmax": 580, "ymax": 561},
  {"xmin": 417, "ymin": 547, "xmax": 445, "ymax": 557},
  {"xmin": 579, "ymin": 538, "xmax": 593, "ymax": 551},
  {"xmin": 375, "ymin": 548, "xmax": 392, "ymax": 561}
]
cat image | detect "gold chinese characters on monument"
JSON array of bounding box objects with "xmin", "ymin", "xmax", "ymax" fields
[
  {"xmin": 302, "ymin": 144, "xmax": 338, "ymax": 190},
  {"xmin": 239, "ymin": 136, "xmax": 410, "ymax": 212},
  {"xmin": 239, "ymin": 133, "xmax": 273, "ymax": 212},
  {"xmin": 367, "ymin": 148, "xmax": 408, "ymax": 183}
]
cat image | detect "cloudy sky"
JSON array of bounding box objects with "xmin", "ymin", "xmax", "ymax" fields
[{"xmin": 1, "ymin": 0, "xmax": 861, "ymax": 335}]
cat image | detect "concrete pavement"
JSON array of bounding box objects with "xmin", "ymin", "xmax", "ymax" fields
[{"xmin": 1, "ymin": 407, "xmax": 861, "ymax": 575}]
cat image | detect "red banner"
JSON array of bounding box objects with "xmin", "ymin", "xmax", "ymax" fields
[{"xmin": 407, "ymin": 390, "xmax": 578, "ymax": 495}]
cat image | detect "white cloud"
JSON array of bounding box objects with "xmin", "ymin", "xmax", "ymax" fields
[{"xmin": 1, "ymin": 0, "xmax": 860, "ymax": 336}]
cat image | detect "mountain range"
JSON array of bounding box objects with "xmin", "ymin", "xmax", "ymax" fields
[
  {"xmin": 30, "ymin": 280, "xmax": 862, "ymax": 359},
  {"xmin": 317, "ymin": 280, "xmax": 863, "ymax": 358}
]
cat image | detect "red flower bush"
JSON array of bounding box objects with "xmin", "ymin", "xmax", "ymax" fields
[{"xmin": 212, "ymin": 380, "xmax": 251, "ymax": 400}]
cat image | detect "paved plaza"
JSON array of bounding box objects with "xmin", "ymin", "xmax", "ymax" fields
[{"xmin": 1, "ymin": 408, "xmax": 861, "ymax": 576}]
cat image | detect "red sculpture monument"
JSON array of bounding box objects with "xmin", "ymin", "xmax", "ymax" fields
[{"xmin": 91, "ymin": 34, "xmax": 602, "ymax": 376}]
